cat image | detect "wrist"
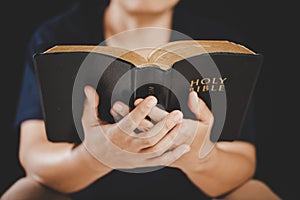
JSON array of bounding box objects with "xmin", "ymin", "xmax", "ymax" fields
[
  {"xmin": 182, "ymin": 142, "xmax": 219, "ymax": 175},
  {"xmin": 75, "ymin": 143, "xmax": 112, "ymax": 175}
]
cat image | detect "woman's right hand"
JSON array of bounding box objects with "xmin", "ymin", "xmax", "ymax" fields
[{"xmin": 81, "ymin": 86, "xmax": 190, "ymax": 170}]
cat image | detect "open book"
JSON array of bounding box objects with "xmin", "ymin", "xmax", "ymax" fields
[{"xmin": 34, "ymin": 40, "xmax": 263, "ymax": 143}]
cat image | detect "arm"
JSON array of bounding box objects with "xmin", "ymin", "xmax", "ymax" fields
[
  {"xmin": 129, "ymin": 93, "xmax": 256, "ymax": 197},
  {"xmin": 172, "ymin": 91, "xmax": 256, "ymax": 197},
  {"xmin": 19, "ymin": 86, "xmax": 189, "ymax": 194},
  {"xmin": 19, "ymin": 120, "xmax": 111, "ymax": 194},
  {"xmin": 176, "ymin": 141, "xmax": 256, "ymax": 197}
]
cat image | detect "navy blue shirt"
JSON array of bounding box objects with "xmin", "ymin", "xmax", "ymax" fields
[{"xmin": 15, "ymin": 1, "xmax": 256, "ymax": 199}]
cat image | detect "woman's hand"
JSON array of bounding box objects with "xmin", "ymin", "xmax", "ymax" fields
[
  {"xmin": 112, "ymin": 91, "xmax": 215, "ymax": 171},
  {"xmin": 81, "ymin": 86, "xmax": 190, "ymax": 170},
  {"xmin": 170, "ymin": 91, "xmax": 215, "ymax": 170},
  {"xmin": 111, "ymin": 91, "xmax": 256, "ymax": 197}
]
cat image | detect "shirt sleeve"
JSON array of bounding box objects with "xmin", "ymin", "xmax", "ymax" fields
[
  {"xmin": 14, "ymin": 12, "xmax": 62, "ymax": 129},
  {"xmin": 14, "ymin": 24, "xmax": 54, "ymax": 128},
  {"xmin": 14, "ymin": 62, "xmax": 43, "ymax": 128}
]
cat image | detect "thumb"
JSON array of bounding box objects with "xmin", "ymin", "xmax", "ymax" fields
[
  {"xmin": 82, "ymin": 85, "xmax": 100, "ymax": 126},
  {"xmin": 188, "ymin": 91, "xmax": 212, "ymax": 123}
]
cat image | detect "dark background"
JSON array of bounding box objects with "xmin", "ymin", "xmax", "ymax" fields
[{"xmin": 0, "ymin": 0, "xmax": 296, "ymax": 199}]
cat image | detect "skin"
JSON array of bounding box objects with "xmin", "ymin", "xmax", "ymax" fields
[
  {"xmin": 15, "ymin": 0, "xmax": 259, "ymax": 198},
  {"xmin": 111, "ymin": 92, "xmax": 256, "ymax": 197},
  {"xmin": 104, "ymin": 0, "xmax": 178, "ymax": 57},
  {"xmin": 19, "ymin": 87, "xmax": 189, "ymax": 193}
]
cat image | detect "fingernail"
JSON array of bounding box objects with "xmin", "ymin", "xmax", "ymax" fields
[
  {"xmin": 113, "ymin": 103, "xmax": 123, "ymax": 112},
  {"xmin": 146, "ymin": 97, "xmax": 157, "ymax": 107}
]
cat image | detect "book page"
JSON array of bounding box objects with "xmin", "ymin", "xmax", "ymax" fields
[
  {"xmin": 44, "ymin": 45, "xmax": 148, "ymax": 66},
  {"xmin": 43, "ymin": 40, "xmax": 255, "ymax": 69},
  {"xmin": 147, "ymin": 40, "xmax": 255, "ymax": 69}
]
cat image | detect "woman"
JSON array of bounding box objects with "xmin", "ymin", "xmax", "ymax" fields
[{"xmin": 1, "ymin": 0, "xmax": 280, "ymax": 199}]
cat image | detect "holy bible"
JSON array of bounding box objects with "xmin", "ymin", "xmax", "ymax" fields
[{"xmin": 33, "ymin": 40, "xmax": 263, "ymax": 143}]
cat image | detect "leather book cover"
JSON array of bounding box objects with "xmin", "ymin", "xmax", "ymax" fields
[{"xmin": 34, "ymin": 49, "xmax": 263, "ymax": 143}]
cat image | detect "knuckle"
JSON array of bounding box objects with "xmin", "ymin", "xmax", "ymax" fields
[
  {"xmin": 139, "ymin": 138, "xmax": 152, "ymax": 148},
  {"xmin": 149, "ymin": 148, "xmax": 163, "ymax": 158},
  {"xmin": 118, "ymin": 117, "xmax": 137, "ymax": 133},
  {"xmin": 108, "ymin": 131, "xmax": 137, "ymax": 151},
  {"xmin": 151, "ymin": 144, "xmax": 164, "ymax": 154},
  {"xmin": 165, "ymin": 119, "xmax": 174, "ymax": 130},
  {"xmin": 136, "ymin": 104, "xmax": 149, "ymax": 115},
  {"xmin": 126, "ymin": 139, "xmax": 137, "ymax": 152},
  {"xmin": 205, "ymin": 113, "xmax": 214, "ymax": 125},
  {"xmin": 161, "ymin": 118, "xmax": 173, "ymax": 133},
  {"xmin": 198, "ymin": 99, "xmax": 207, "ymax": 108}
]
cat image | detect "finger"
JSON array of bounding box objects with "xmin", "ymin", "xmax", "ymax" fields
[
  {"xmin": 82, "ymin": 85, "xmax": 101, "ymax": 126},
  {"xmin": 135, "ymin": 98, "xmax": 168, "ymax": 122},
  {"xmin": 137, "ymin": 110, "xmax": 183, "ymax": 149},
  {"xmin": 111, "ymin": 101, "xmax": 154, "ymax": 131},
  {"xmin": 147, "ymin": 144, "xmax": 190, "ymax": 166},
  {"xmin": 187, "ymin": 91, "xmax": 213, "ymax": 123},
  {"xmin": 110, "ymin": 109, "xmax": 122, "ymax": 122},
  {"xmin": 117, "ymin": 96, "xmax": 157, "ymax": 134},
  {"xmin": 169, "ymin": 120, "xmax": 197, "ymax": 149},
  {"xmin": 141, "ymin": 123, "xmax": 181, "ymax": 155},
  {"xmin": 148, "ymin": 106, "xmax": 169, "ymax": 122},
  {"xmin": 137, "ymin": 120, "xmax": 154, "ymax": 132},
  {"xmin": 111, "ymin": 101, "xmax": 130, "ymax": 118},
  {"xmin": 133, "ymin": 98, "xmax": 143, "ymax": 106}
]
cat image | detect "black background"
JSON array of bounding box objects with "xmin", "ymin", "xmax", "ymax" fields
[{"xmin": 0, "ymin": 0, "xmax": 297, "ymax": 199}]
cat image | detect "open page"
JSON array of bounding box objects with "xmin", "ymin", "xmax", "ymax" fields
[
  {"xmin": 147, "ymin": 40, "xmax": 256, "ymax": 69},
  {"xmin": 44, "ymin": 45, "xmax": 148, "ymax": 67}
]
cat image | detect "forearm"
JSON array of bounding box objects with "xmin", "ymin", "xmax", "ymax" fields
[
  {"xmin": 21, "ymin": 140, "xmax": 111, "ymax": 193},
  {"xmin": 19, "ymin": 120, "xmax": 112, "ymax": 193},
  {"xmin": 182, "ymin": 141, "xmax": 256, "ymax": 197}
]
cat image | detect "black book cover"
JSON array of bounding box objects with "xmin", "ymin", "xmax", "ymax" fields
[{"xmin": 34, "ymin": 50, "xmax": 263, "ymax": 143}]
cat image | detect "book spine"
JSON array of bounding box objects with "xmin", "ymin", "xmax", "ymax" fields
[
  {"xmin": 164, "ymin": 70, "xmax": 172, "ymax": 110},
  {"xmin": 133, "ymin": 67, "xmax": 171, "ymax": 111}
]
